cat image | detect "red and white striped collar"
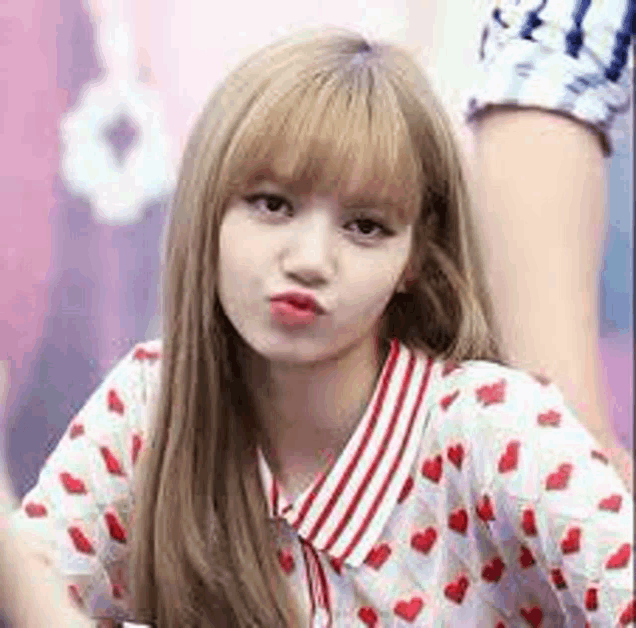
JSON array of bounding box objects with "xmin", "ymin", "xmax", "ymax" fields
[{"xmin": 256, "ymin": 338, "xmax": 435, "ymax": 568}]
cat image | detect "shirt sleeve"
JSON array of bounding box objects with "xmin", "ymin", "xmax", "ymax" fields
[
  {"xmin": 465, "ymin": 366, "xmax": 635, "ymax": 626},
  {"xmin": 463, "ymin": 0, "xmax": 634, "ymax": 157},
  {"xmin": 7, "ymin": 343, "xmax": 155, "ymax": 624}
]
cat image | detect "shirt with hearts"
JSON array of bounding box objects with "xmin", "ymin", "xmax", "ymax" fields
[{"xmin": 8, "ymin": 338, "xmax": 634, "ymax": 627}]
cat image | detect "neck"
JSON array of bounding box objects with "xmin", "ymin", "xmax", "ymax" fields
[{"xmin": 246, "ymin": 335, "xmax": 389, "ymax": 492}]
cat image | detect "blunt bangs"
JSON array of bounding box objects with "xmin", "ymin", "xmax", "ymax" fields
[{"xmin": 221, "ymin": 58, "xmax": 424, "ymax": 224}]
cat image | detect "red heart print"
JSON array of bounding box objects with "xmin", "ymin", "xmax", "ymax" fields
[
  {"xmin": 447, "ymin": 443, "xmax": 464, "ymax": 469},
  {"xmin": 277, "ymin": 549, "xmax": 295, "ymax": 574},
  {"xmin": 364, "ymin": 543, "xmax": 391, "ymax": 570},
  {"xmin": 104, "ymin": 511, "xmax": 127, "ymax": 543},
  {"xmin": 358, "ymin": 606, "xmax": 378, "ymax": 627},
  {"xmin": 440, "ymin": 390, "xmax": 460, "ymax": 411},
  {"xmin": 496, "ymin": 623, "xmax": 506, "ymax": 628},
  {"xmin": 561, "ymin": 527, "xmax": 581, "ymax": 554},
  {"xmin": 112, "ymin": 583, "xmax": 125, "ymax": 599},
  {"xmin": 398, "ymin": 475, "xmax": 414, "ymax": 504},
  {"xmin": 60, "ymin": 471, "xmax": 87, "ymax": 494},
  {"xmin": 522, "ymin": 508, "xmax": 537, "ymax": 536},
  {"xmin": 421, "ymin": 454, "xmax": 443, "ymax": 483},
  {"xmin": 133, "ymin": 347, "xmax": 161, "ymax": 360},
  {"xmin": 100, "ymin": 446, "xmax": 125, "ymax": 476},
  {"xmin": 585, "ymin": 587, "xmax": 598, "ymax": 610},
  {"xmin": 131, "ymin": 433, "xmax": 143, "ymax": 466},
  {"xmin": 411, "ymin": 527, "xmax": 437, "ymax": 554},
  {"xmin": 329, "ymin": 557, "xmax": 343, "ymax": 575},
  {"xmin": 481, "ymin": 556, "xmax": 505, "ymax": 583},
  {"xmin": 599, "ymin": 494, "xmax": 622, "ymax": 512},
  {"xmin": 519, "ymin": 545, "xmax": 536, "ymax": 568},
  {"xmin": 69, "ymin": 423, "xmax": 84, "ymax": 439},
  {"xmin": 442, "ymin": 361, "xmax": 460, "ymax": 377},
  {"xmin": 476, "ymin": 379, "xmax": 506, "ymax": 406},
  {"xmin": 448, "ymin": 508, "xmax": 468, "ymax": 534},
  {"xmin": 25, "ymin": 502, "xmax": 47, "ymax": 517},
  {"xmin": 444, "ymin": 575, "xmax": 469, "ymax": 604},
  {"xmin": 591, "ymin": 450, "xmax": 609, "ymax": 464},
  {"xmin": 546, "ymin": 463, "xmax": 573, "ymax": 490},
  {"xmin": 537, "ymin": 409, "xmax": 561, "ymax": 426},
  {"xmin": 551, "ymin": 568, "xmax": 567, "ymax": 590},
  {"xmin": 107, "ymin": 389, "xmax": 125, "ymax": 415},
  {"xmin": 67, "ymin": 584, "xmax": 84, "ymax": 610},
  {"xmin": 619, "ymin": 598, "xmax": 635, "ymax": 624},
  {"xmin": 498, "ymin": 441, "xmax": 520, "ymax": 473},
  {"xmin": 394, "ymin": 596, "xmax": 424, "ymax": 621},
  {"xmin": 68, "ymin": 526, "xmax": 95, "ymax": 554},
  {"xmin": 520, "ymin": 605, "xmax": 543, "ymax": 627},
  {"xmin": 606, "ymin": 543, "xmax": 631, "ymax": 569},
  {"xmin": 476, "ymin": 494, "xmax": 495, "ymax": 522}
]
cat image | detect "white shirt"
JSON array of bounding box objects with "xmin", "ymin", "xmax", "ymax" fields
[{"xmin": 9, "ymin": 338, "xmax": 635, "ymax": 626}]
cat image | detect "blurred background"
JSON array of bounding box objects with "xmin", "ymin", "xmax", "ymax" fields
[{"xmin": 0, "ymin": 0, "xmax": 632, "ymax": 512}]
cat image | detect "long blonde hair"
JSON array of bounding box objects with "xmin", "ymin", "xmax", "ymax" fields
[{"xmin": 129, "ymin": 26, "xmax": 502, "ymax": 627}]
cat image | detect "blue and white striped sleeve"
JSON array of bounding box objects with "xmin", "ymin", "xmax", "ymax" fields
[{"xmin": 463, "ymin": 0, "xmax": 634, "ymax": 157}]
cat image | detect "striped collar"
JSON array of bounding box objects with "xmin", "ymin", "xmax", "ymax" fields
[{"xmin": 256, "ymin": 338, "xmax": 435, "ymax": 568}]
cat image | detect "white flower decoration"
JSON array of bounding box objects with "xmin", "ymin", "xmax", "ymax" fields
[{"xmin": 59, "ymin": 10, "xmax": 174, "ymax": 225}]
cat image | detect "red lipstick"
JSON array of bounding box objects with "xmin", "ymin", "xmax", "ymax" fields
[{"xmin": 270, "ymin": 291, "xmax": 325, "ymax": 326}]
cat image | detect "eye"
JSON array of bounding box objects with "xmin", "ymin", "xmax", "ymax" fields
[
  {"xmin": 243, "ymin": 193, "xmax": 394, "ymax": 241},
  {"xmin": 346, "ymin": 216, "xmax": 394, "ymax": 240},
  {"xmin": 244, "ymin": 193, "xmax": 292, "ymax": 216}
]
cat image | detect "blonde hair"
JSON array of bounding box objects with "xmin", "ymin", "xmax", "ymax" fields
[{"xmin": 129, "ymin": 26, "xmax": 502, "ymax": 627}]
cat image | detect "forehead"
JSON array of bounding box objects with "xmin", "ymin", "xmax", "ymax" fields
[{"xmin": 219, "ymin": 57, "xmax": 428, "ymax": 224}]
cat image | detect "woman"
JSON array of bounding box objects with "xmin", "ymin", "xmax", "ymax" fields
[{"xmin": 4, "ymin": 26, "xmax": 633, "ymax": 627}]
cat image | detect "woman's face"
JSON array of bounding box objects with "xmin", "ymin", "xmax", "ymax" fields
[{"xmin": 217, "ymin": 169, "xmax": 414, "ymax": 365}]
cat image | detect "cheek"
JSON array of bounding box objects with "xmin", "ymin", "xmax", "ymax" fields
[
  {"xmin": 218, "ymin": 218, "xmax": 252, "ymax": 305},
  {"xmin": 218, "ymin": 217, "xmax": 274, "ymax": 316},
  {"xmin": 219, "ymin": 218, "xmax": 258, "ymax": 282},
  {"xmin": 217, "ymin": 224, "xmax": 233, "ymax": 297},
  {"xmin": 342, "ymin": 252, "xmax": 407, "ymax": 312}
]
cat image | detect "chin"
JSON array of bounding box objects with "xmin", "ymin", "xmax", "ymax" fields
[
  {"xmin": 263, "ymin": 335, "xmax": 332, "ymax": 363},
  {"xmin": 240, "ymin": 328, "xmax": 340, "ymax": 365},
  {"xmin": 263, "ymin": 326, "xmax": 378, "ymax": 368}
]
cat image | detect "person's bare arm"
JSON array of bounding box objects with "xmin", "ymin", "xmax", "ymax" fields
[
  {"xmin": 0, "ymin": 362, "xmax": 95, "ymax": 626},
  {"xmin": 469, "ymin": 105, "xmax": 633, "ymax": 492},
  {"xmin": 0, "ymin": 530, "xmax": 96, "ymax": 627},
  {"xmin": 0, "ymin": 537, "xmax": 120, "ymax": 627},
  {"xmin": 0, "ymin": 367, "xmax": 124, "ymax": 628}
]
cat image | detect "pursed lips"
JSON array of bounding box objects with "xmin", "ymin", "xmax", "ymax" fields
[{"xmin": 270, "ymin": 291, "xmax": 327, "ymax": 314}]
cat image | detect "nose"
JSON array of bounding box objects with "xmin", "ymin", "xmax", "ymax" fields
[{"xmin": 281, "ymin": 207, "xmax": 336, "ymax": 286}]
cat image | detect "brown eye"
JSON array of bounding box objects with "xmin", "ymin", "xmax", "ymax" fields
[
  {"xmin": 347, "ymin": 217, "xmax": 393, "ymax": 239},
  {"xmin": 244, "ymin": 193, "xmax": 291, "ymax": 214},
  {"xmin": 355, "ymin": 219, "xmax": 380, "ymax": 235}
]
